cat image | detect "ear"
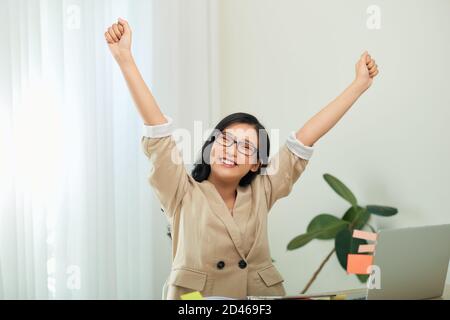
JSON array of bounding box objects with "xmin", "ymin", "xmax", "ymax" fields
[{"xmin": 249, "ymin": 161, "xmax": 262, "ymax": 173}]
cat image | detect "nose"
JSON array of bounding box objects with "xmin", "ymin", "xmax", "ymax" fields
[
  {"xmin": 217, "ymin": 147, "xmax": 237, "ymax": 164},
  {"xmin": 224, "ymin": 150, "xmax": 236, "ymax": 160}
]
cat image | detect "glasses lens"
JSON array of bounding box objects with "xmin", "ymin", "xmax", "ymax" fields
[
  {"xmin": 238, "ymin": 141, "xmax": 257, "ymax": 156},
  {"xmin": 216, "ymin": 132, "xmax": 258, "ymax": 156},
  {"xmin": 217, "ymin": 132, "xmax": 233, "ymax": 147}
]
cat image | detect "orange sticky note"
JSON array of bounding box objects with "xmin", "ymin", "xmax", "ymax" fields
[
  {"xmin": 358, "ymin": 244, "xmax": 376, "ymax": 253},
  {"xmin": 352, "ymin": 230, "xmax": 378, "ymax": 242},
  {"xmin": 347, "ymin": 254, "xmax": 373, "ymax": 275}
]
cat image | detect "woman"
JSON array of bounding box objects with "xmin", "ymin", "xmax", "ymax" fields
[{"xmin": 104, "ymin": 18, "xmax": 379, "ymax": 300}]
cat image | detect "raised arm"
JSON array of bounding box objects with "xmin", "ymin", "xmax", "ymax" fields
[
  {"xmin": 105, "ymin": 19, "xmax": 190, "ymax": 218},
  {"xmin": 104, "ymin": 18, "xmax": 167, "ymax": 126},
  {"xmin": 296, "ymin": 51, "xmax": 379, "ymax": 147}
]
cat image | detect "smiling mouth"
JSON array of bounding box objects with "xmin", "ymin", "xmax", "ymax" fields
[{"xmin": 219, "ymin": 157, "xmax": 237, "ymax": 167}]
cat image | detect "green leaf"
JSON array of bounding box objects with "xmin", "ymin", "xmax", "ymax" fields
[
  {"xmin": 366, "ymin": 224, "xmax": 376, "ymax": 233},
  {"xmin": 342, "ymin": 206, "xmax": 370, "ymax": 229},
  {"xmin": 307, "ymin": 214, "xmax": 349, "ymax": 240},
  {"xmin": 334, "ymin": 229, "xmax": 368, "ymax": 270},
  {"xmin": 323, "ymin": 174, "xmax": 357, "ymax": 207},
  {"xmin": 335, "ymin": 229, "xmax": 351, "ymax": 270},
  {"xmin": 357, "ymin": 274, "xmax": 369, "ymax": 283},
  {"xmin": 287, "ymin": 233, "xmax": 317, "ymax": 250},
  {"xmin": 366, "ymin": 205, "xmax": 398, "ymax": 217},
  {"xmin": 288, "ymin": 215, "xmax": 350, "ymax": 250}
]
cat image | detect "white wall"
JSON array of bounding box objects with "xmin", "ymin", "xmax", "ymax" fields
[{"xmin": 218, "ymin": 0, "xmax": 450, "ymax": 294}]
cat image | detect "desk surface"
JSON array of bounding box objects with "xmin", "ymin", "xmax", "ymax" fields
[{"xmin": 322, "ymin": 284, "xmax": 450, "ymax": 300}]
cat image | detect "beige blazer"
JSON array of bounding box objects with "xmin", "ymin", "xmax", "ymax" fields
[{"xmin": 141, "ymin": 118, "xmax": 313, "ymax": 300}]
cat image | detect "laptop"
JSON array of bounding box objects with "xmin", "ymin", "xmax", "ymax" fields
[
  {"xmin": 247, "ymin": 224, "xmax": 450, "ymax": 300},
  {"xmin": 348, "ymin": 224, "xmax": 450, "ymax": 300}
]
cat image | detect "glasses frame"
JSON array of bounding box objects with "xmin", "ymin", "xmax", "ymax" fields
[{"xmin": 215, "ymin": 131, "xmax": 259, "ymax": 157}]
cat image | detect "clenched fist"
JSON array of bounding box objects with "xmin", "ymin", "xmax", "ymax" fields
[
  {"xmin": 355, "ymin": 51, "xmax": 379, "ymax": 91},
  {"xmin": 104, "ymin": 18, "xmax": 132, "ymax": 63}
]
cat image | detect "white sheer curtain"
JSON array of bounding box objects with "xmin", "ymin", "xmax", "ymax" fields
[{"xmin": 0, "ymin": 0, "xmax": 219, "ymax": 299}]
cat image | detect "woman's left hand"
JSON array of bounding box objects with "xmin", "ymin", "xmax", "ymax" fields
[{"xmin": 354, "ymin": 51, "xmax": 379, "ymax": 91}]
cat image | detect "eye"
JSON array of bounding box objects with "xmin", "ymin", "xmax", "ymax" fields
[{"xmin": 217, "ymin": 132, "xmax": 233, "ymax": 146}]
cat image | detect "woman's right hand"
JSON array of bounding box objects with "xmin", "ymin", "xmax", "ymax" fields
[{"xmin": 104, "ymin": 18, "xmax": 132, "ymax": 64}]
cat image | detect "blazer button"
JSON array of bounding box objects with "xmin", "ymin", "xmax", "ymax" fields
[
  {"xmin": 238, "ymin": 260, "xmax": 247, "ymax": 269},
  {"xmin": 217, "ymin": 261, "xmax": 225, "ymax": 270}
]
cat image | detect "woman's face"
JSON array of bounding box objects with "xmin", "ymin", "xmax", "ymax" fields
[{"xmin": 209, "ymin": 123, "xmax": 261, "ymax": 184}]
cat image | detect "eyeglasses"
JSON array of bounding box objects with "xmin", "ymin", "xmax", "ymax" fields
[{"xmin": 215, "ymin": 131, "xmax": 258, "ymax": 156}]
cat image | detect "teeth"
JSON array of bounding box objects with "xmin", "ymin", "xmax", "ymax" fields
[{"xmin": 221, "ymin": 158, "xmax": 236, "ymax": 166}]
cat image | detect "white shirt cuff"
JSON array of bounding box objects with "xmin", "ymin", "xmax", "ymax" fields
[
  {"xmin": 286, "ymin": 131, "xmax": 314, "ymax": 160},
  {"xmin": 142, "ymin": 115, "xmax": 174, "ymax": 138}
]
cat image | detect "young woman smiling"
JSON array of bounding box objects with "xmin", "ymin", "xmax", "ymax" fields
[{"xmin": 105, "ymin": 18, "xmax": 379, "ymax": 300}]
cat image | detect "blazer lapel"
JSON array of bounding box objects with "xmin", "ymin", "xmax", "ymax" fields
[{"xmin": 201, "ymin": 180, "xmax": 247, "ymax": 260}]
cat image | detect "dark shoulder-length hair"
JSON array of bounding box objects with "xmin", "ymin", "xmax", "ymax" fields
[{"xmin": 191, "ymin": 112, "xmax": 270, "ymax": 187}]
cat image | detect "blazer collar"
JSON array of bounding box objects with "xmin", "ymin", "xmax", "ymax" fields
[{"xmin": 202, "ymin": 180, "xmax": 258, "ymax": 260}]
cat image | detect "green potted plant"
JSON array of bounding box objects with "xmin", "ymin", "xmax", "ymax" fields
[{"xmin": 287, "ymin": 174, "xmax": 398, "ymax": 294}]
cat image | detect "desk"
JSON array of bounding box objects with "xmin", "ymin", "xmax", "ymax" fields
[{"xmin": 315, "ymin": 284, "xmax": 450, "ymax": 300}]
